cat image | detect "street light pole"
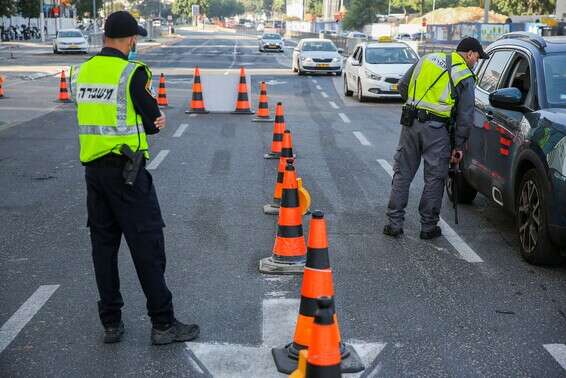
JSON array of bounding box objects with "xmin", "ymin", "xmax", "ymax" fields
[
  {"xmin": 483, "ymin": 0, "xmax": 490, "ymax": 24},
  {"xmin": 93, "ymin": 0, "xmax": 98, "ymax": 32},
  {"xmin": 40, "ymin": 0, "xmax": 45, "ymax": 42}
]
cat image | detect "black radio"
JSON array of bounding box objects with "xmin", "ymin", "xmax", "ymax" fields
[{"xmin": 400, "ymin": 104, "xmax": 417, "ymax": 127}]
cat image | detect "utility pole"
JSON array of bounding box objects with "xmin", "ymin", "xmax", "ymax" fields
[
  {"xmin": 483, "ymin": 0, "xmax": 490, "ymax": 24},
  {"xmin": 40, "ymin": 0, "xmax": 45, "ymax": 42},
  {"xmin": 93, "ymin": 0, "xmax": 98, "ymax": 32}
]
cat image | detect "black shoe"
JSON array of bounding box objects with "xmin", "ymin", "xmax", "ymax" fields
[
  {"xmin": 103, "ymin": 321, "xmax": 124, "ymax": 344},
  {"xmin": 383, "ymin": 224, "xmax": 404, "ymax": 238},
  {"xmin": 151, "ymin": 320, "xmax": 200, "ymax": 345},
  {"xmin": 420, "ymin": 226, "xmax": 442, "ymax": 240}
]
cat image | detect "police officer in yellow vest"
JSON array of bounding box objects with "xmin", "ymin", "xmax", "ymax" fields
[
  {"xmin": 383, "ymin": 37, "xmax": 489, "ymax": 239},
  {"xmin": 70, "ymin": 11, "xmax": 199, "ymax": 345}
]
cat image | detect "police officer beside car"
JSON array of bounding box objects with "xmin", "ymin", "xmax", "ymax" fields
[
  {"xmin": 383, "ymin": 37, "xmax": 489, "ymax": 239},
  {"xmin": 70, "ymin": 11, "xmax": 199, "ymax": 345}
]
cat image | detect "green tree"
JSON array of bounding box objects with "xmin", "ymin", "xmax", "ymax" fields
[
  {"xmin": 0, "ymin": 0, "xmax": 17, "ymax": 17},
  {"xmin": 240, "ymin": 0, "xmax": 262, "ymax": 13},
  {"xmin": 172, "ymin": 0, "xmax": 208, "ymax": 18},
  {"xmin": 491, "ymin": 0, "xmax": 555, "ymax": 15},
  {"xmin": 342, "ymin": 0, "xmax": 386, "ymax": 30},
  {"xmin": 72, "ymin": 0, "xmax": 103, "ymax": 18},
  {"xmin": 271, "ymin": 0, "xmax": 284, "ymax": 15},
  {"xmin": 207, "ymin": 0, "xmax": 244, "ymax": 18},
  {"xmin": 305, "ymin": 0, "xmax": 323, "ymax": 17},
  {"xmin": 17, "ymin": 0, "xmax": 40, "ymax": 20}
]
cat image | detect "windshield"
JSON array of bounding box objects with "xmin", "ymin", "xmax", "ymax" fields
[
  {"xmin": 543, "ymin": 54, "xmax": 566, "ymax": 108},
  {"xmin": 365, "ymin": 47, "xmax": 418, "ymax": 64},
  {"xmin": 263, "ymin": 34, "xmax": 281, "ymax": 40},
  {"xmin": 302, "ymin": 41, "xmax": 336, "ymax": 52},
  {"xmin": 58, "ymin": 31, "xmax": 83, "ymax": 38}
]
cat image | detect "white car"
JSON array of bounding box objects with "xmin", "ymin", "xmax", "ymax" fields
[
  {"xmin": 292, "ymin": 38, "xmax": 343, "ymax": 76},
  {"xmin": 343, "ymin": 41, "xmax": 418, "ymax": 101},
  {"xmin": 258, "ymin": 33, "xmax": 284, "ymax": 52},
  {"xmin": 347, "ymin": 32, "xmax": 367, "ymax": 39},
  {"xmin": 53, "ymin": 29, "xmax": 88, "ymax": 54}
]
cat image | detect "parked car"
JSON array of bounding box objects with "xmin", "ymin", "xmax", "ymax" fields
[
  {"xmin": 53, "ymin": 29, "xmax": 88, "ymax": 54},
  {"xmin": 258, "ymin": 32, "xmax": 284, "ymax": 52},
  {"xmin": 347, "ymin": 31, "xmax": 367, "ymax": 39},
  {"xmin": 343, "ymin": 40, "xmax": 418, "ymax": 101},
  {"xmin": 448, "ymin": 32, "xmax": 566, "ymax": 264},
  {"xmin": 292, "ymin": 38, "xmax": 343, "ymax": 76}
]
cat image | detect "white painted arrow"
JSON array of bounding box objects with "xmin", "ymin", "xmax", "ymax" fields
[
  {"xmin": 186, "ymin": 298, "xmax": 386, "ymax": 377},
  {"xmin": 265, "ymin": 80, "xmax": 287, "ymax": 86}
]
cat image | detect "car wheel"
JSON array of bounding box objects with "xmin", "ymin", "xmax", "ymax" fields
[
  {"xmin": 297, "ymin": 61, "xmax": 304, "ymax": 75},
  {"xmin": 357, "ymin": 79, "xmax": 366, "ymax": 102},
  {"xmin": 53, "ymin": 46, "xmax": 58, "ymax": 54},
  {"xmin": 446, "ymin": 170, "xmax": 477, "ymax": 204},
  {"xmin": 344, "ymin": 74, "xmax": 353, "ymax": 96},
  {"xmin": 516, "ymin": 169, "xmax": 562, "ymax": 265}
]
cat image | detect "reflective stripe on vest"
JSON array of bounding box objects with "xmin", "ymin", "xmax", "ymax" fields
[{"xmin": 406, "ymin": 52, "xmax": 473, "ymax": 118}]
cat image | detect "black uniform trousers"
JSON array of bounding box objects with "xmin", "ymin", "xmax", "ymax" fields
[{"xmin": 85, "ymin": 158, "xmax": 174, "ymax": 328}]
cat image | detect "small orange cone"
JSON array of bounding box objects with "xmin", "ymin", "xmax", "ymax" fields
[
  {"xmin": 57, "ymin": 70, "xmax": 71, "ymax": 103},
  {"xmin": 253, "ymin": 81, "xmax": 273, "ymax": 122},
  {"xmin": 0, "ymin": 75, "xmax": 5, "ymax": 98},
  {"xmin": 233, "ymin": 67, "xmax": 253, "ymax": 114},
  {"xmin": 186, "ymin": 67, "xmax": 208, "ymax": 114},
  {"xmin": 264, "ymin": 102, "xmax": 286, "ymax": 159},
  {"xmin": 272, "ymin": 211, "xmax": 364, "ymax": 374},
  {"xmin": 157, "ymin": 73, "xmax": 169, "ymax": 107},
  {"xmin": 259, "ymin": 160, "xmax": 306, "ymax": 274},
  {"xmin": 264, "ymin": 130, "xmax": 296, "ymax": 215},
  {"xmin": 306, "ymin": 297, "xmax": 342, "ymax": 378}
]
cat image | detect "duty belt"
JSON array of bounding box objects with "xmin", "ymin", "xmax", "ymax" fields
[
  {"xmin": 416, "ymin": 109, "xmax": 450, "ymax": 124},
  {"xmin": 83, "ymin": 153, "xmax": 146, "ymax": 168}
]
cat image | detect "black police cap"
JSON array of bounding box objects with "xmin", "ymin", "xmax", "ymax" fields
[
  {"xmin": 104, "ymin": 11, "xmax": 147, "ymax": 38},
  {"xmin": 456, "ymin": 37, "xmax": 489, "ymax": 59}
]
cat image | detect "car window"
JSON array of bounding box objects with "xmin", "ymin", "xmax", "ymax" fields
[
  {"xmin": 500, "ymin": 53, "xmax": 533, "ymax": 106},
  {"xmin": 365, "ymin": 47, "xmax": 418, "ymax": 64},
  {"xmin": 478, "ymin": 50, "xmax": 513, "ymax": 92},
  {"xmin": 351, "ymin": 47, "xmax": 360, "ymax": 60},
  {"xmin": 354, "ymin": 47, "xmax": 362, "ymax": 62},
  {"xmin": 474, "ymin": 59, "xmax": 489, "ymax": 83},
  {"xmin": 543, "ymin": 53, "xmax": 566, "ymax": 108},
  {"xmin": 302, "ymin": 41, "xmax": 336, "ymax": 52},
  {"xmin": 58, "ymin": 31, "xmax": 83, "ymax": 38}
]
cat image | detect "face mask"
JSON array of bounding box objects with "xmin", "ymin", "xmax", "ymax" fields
[{"xmin": 128, "ymin": 42, "xmax": 137, "ymax": 61}]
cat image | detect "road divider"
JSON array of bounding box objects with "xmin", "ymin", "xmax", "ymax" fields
[
  {"xmin": 147, "ymin": 150, "xmax": 170, "ymax": 170},
  {"xmin": 0, "ymin": 285, "xmax": 59, "ymax": 354},
  {"xmin": 376, "ymin": 159, "xmax": 484, "ymax": 263},
  {"xmin": 173, "ymin": 123, "xmax": 189, "ymax": 138},
  {"xmin": 353, "ymin": 131, "xmax": 371, "ymax": 146}
]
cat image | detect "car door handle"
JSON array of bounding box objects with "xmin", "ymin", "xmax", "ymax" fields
[{"xmin": 485, "ymin": 111, "xmax": 494, "ymax": 121}]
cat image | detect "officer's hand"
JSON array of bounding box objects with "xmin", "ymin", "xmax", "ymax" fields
[
  {"xmin": 451, "ymin": 149, "xmax": 463, "ymax": 164},
  {"xmin": 154, "ymin": 111, "xmax": 166, "ymax": 130}
]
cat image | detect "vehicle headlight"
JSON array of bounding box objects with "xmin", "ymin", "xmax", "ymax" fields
[
  {"xmin": 364, "ymin": 69, "xmax": 381, "ymax": 81},
  {"xmin": 302, "ymin": 57, "xmax": 313, "ymax": 63}
]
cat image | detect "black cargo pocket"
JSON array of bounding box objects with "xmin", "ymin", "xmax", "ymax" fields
[{"xmin": 392, "ymin": 145, "xmax": 404, "ymax": 174}]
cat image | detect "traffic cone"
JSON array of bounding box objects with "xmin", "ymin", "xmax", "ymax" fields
[
  {"xmin": 253, "ymin": 81, "xmax": 273, "ymax": 122},
  {"xmin": 259, "ymin": 161, "xmax": 306, "ymax": 274},
  {"xmin": 0, "ymin": 75, "xmax": 5, "ymax": 99},
  {"xmin": 264, "ymin": 102, "xmax": 286, "ymax": 159},
  {"xmin": 186, "ymin": 67, "xmax": 208, "ymax": 114},
  {"xmin": 57, "ymin": 70, "xmax": 71, "ymax": 103},
  {"xmin": 157, "ymin": 73, "xmax": 169, "ymax": 107},
  {"xmin": 289, "ymin": 350, "xmax": 308, "ymax": 378},
  {"xmin": 264, "ymin": 130, "xmax": 296, "ymax": 215},
  {"xmin": 272, "ymin": 211, "xmax": 364, "ymax": 374},
  {"xmin": 233, "ymin": 67, "xmax": 253, "ymax": 114},
  {"xmin": 306, "ymin": 297, "xmax": 342, "ymax": 378}
]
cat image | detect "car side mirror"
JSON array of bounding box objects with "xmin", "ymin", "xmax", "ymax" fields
[
  {"xmin": 351, "ymin": 60, "xmax": 361, "ymax": 66},
  {"xmin": 294, "ymin": 47, "xmax": 300, "ymax": 52},
  {"xmin": 337, "ymin": 48, "xmax": 344, "ymax": 55},
  {"xmin": 489, "ymin": 87, "xmax": 524, "ymax": 110}
]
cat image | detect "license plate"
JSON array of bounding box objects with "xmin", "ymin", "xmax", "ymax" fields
[
  {"xmin": 269, "ymin": 44, "xmax": 277, "ymax": 47},
  {"xmin": 391, "ymin": 84, "xmax": 398, "ymax": 91},
  {"xmin": 70, "ymin": 44, "xmax": 79, "ymax": 49},
  {"xmin": 317, "ymin": 63, "xmax": 329, "ymax": 68}
]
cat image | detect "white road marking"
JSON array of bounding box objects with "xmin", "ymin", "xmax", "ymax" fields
[
  {"xmin": 224, "ymin": 39, "xmax": 239, "ymax": 75},
  {"xmin": 147, "ymin": 150, "xmax": 170, "ymax": 170},
  {"xmin": 320, "ymin": 91, "xmax": 329, "ymax": 98},
  {"xmin": 315, "ymin": 85, "xmax": 322, "ymax": 90},
  {"xmin": 173, "ymin": 123, "xmax": 189, "ymax": 138},
  {"xmin": 329, "ymin": 101, "xmax": 339, "ymax": 109},
  {"xmin": 544, "ymin": 344, "xmax": 566, "ymax": 370},
  {"xmin": 0, "ymin": 285, "xmax": 59, "ymax": 354},
  {"xmin": 312, "ymin": 79, "xmax": 318, "ymax": 83},
  {"xmin": 189, "ymin": 113, "xmax": 197, "ymax": 117},
  {"xmin": 353, "ymin": 131, "xmax": 372, "ymax": 146},
  {"xmin": 376, "ymin": 159, "xmax": 484, "ymax": 263},
  {"xmin": 339, "ymin": 112, "xmax": 351, "ymax": 123}
]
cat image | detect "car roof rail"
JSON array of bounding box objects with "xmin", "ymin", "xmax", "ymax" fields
[{"xmin": 498, "ymin": 32, "xmax": 547, "ymax": 49}]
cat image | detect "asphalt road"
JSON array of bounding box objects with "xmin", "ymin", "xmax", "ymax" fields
[{"xmin": 1, "ymin": 28, "xmax": 566, "ymax": 377}]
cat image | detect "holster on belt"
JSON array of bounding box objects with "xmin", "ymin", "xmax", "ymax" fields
[
  {"xmin": 120, "ymin": 144, "xmax": 144, "ymax": 186},
  {"xmin": 400, "ymin": 104, "xmax": 417, "ymax": 127}
]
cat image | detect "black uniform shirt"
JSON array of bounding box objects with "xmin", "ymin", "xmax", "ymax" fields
[
  {"xmin": 98, "ymin": 47, "xmax": 161, "ymax": 135},
  {"xmin": 399, "ymin": 58, "xmax": 475, "ymax": 149}
]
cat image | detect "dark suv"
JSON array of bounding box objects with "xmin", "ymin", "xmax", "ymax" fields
[{"xmin": 450, "ymin": 32, "xmax": 566, "ymax": 265}]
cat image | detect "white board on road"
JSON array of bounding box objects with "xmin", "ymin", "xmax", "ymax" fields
[{"xmin": 199, "ymin": 73, "xmax": 253, "ymax": 113}]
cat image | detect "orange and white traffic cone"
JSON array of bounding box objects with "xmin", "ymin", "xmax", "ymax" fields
[
  {"xmin": 233, "ymin": 67, "xmax": 253, "ymax": 114},
  {"xmin": 0, "ymin": 75, "xmax": 5, "ymax": 98},
  {"xmin": 259, "ymin": 160, "xmax": 306, "ymax": 274},
  {"xmin": 272, "ymin": 211, "xmax": 364, "ymax": 374},
  {"xmin": 264, "ymin": 102, "xmax": 286, "ymax": 159},
  {"xmin": 157, "ymin": 73, "xmax": 169, "ymax": 107},
  {"xmin": 253, "ymin": 81, "xmax": 273, "ymax": 122},
  {"xmin": 305, "ymin": 297, "xmax": 342, "ymax": 378},
  {"xmin": 186, "ymin": 67, "xmax": 208, "ymax": 114},
  {"xmin": 57, "ymin": 70, "xmax": 71, "ymax": 103},
  {"xmin": 264, "ymin": 130, "xmax": 296, "ymax": 215}
]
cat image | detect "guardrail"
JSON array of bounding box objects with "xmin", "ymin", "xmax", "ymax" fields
[{"xmin": 87, "ymin": 31, "xmax": 103, "ymax": 53}]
